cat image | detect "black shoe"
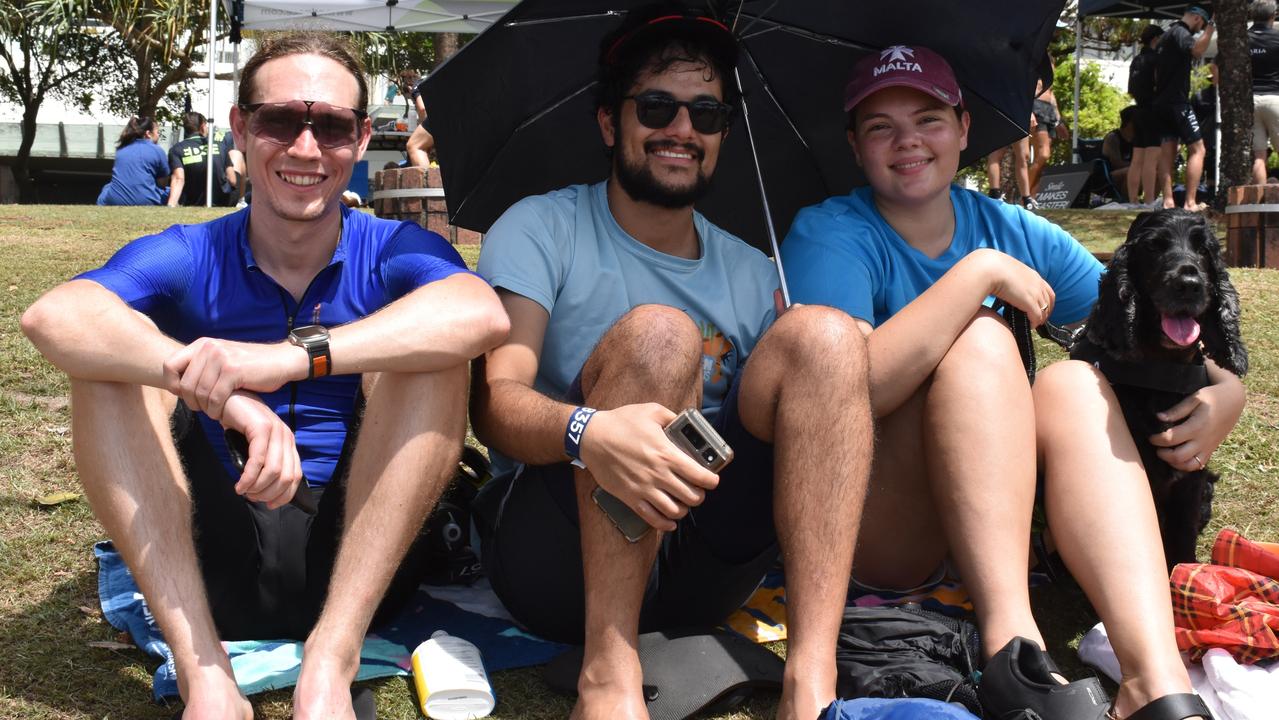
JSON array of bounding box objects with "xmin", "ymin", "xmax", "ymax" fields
[{"xmin": 978, "ymin": 637, "xmax": 1109, "ymax": 720}]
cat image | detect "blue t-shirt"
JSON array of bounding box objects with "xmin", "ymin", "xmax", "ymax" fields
[
  {"xmin": 97, "ymin": 139, "xmax": 170, "ymax": 206},
  {"xmin": 781, "ymin": 185, "xmax": 1102, "ymax": 327},
  {"xmin": 478, "ymin": 182, "xmax": 778, "ymax": 473},
  {"xmin": 77, "ymin": 205, "xmax": 471, "ymax": 485}
]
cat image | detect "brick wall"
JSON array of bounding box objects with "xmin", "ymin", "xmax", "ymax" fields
[
  {"xmin": 1225, "ymin": 184, "xmax": 1279, "ymax": 269},
  {"xmin": 371, "ymin": 166, "xmax": 481, "ymax": 245}
]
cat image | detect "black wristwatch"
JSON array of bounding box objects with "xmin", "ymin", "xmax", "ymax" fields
[{"xmin": 288, "ymin": 324, "xmax": 331, "ymax": 379}]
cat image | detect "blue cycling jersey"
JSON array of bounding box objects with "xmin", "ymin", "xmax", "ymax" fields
[{"xmin": 77, "ymin": 205, "xmax": 471, "ymax": 485}]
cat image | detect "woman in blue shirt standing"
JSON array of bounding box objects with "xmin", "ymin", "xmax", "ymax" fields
[{"xmin": 97, "ymin": 116, "xmax": 170, "ymax": 206}]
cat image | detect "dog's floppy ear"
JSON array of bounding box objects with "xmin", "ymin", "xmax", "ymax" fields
[
  {"xmin": 1197, "ymin": 222, "xmax": 1249, "ymax": 375},
  {"xmin": 1085, "ymin": 232, "xmax": 1139, "ymax": 359}
]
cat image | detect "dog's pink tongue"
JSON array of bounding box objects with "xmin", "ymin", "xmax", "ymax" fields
[{"xmin": 1161, "ymin": 315, "xmax": 1201, "ymax": 346}]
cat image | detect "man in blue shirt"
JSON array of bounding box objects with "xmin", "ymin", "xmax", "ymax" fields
[
  {"xmin": 21, "ymin": 32, "xmax": 508, "ymax": 720},
  {"xmin": 471, "ymin": 7, "xmax": 873, "ymax": 719}
]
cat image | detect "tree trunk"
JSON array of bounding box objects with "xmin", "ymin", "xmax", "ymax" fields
[
  {"xmin": 434, "ymin": 32, "xmax": 460, "ymax": 69},
  {"xmin": 1215, "ymin": 0, "xmax": 1253, "ymax": 211},
  {"xmin": 13, "ymin": 103, "xmax": 40, "ymax": 203}
]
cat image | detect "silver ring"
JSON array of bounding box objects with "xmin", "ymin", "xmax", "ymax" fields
[
  {"xmin": 1040, "ymin": 303, "xmax": 1049, "ymax": 312},
  {"xmin": 1194, "ymin": 454, "xmax": 1205, "ymax": 470}
]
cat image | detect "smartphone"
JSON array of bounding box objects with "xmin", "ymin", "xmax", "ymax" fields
[
  {"xmin": 224, "ymin": 429, "xmax": 318, "ymax": 515},
  {"xmin": 591, "ymin": 408, "xmax": 734, "ymax": 543}
]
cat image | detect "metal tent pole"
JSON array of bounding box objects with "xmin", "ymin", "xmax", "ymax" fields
[
  {"xmin": 1073, "ymin": 14, "xmax": 1082, "ymax": 162},
  {"xmin": 206, "ymin": 0, "xmax": 218, "ymax": 207}
]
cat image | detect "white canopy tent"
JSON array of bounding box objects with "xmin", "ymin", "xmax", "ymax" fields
[{"xmin": 198, "ymin": 0, "xmax": 517, "ymax": 205}]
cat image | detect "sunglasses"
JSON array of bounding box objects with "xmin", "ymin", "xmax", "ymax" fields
[
  {"xmin": 625, "ymin": 92, "xmax": 733, "ymax": 135},
  {"xmin": 239, "ymin": 99, "xmax": 368, "ymax": 149}
]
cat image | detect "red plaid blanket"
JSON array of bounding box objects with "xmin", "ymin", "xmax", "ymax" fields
[{"xmin": 1171, "ymin": 528, "xmax": 1279, "ymax": 663}]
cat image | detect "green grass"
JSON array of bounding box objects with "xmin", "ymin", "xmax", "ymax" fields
[{"xmin": 0, "ymin": 206, "xmax": 1275, "ymax": 718}]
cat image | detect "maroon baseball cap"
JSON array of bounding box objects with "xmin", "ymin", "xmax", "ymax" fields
[{"xmin": 843, "ymin": 45, "xmax": 963, "ymax": 113}]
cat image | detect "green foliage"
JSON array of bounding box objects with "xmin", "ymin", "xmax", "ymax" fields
[{"xmin": 1049, "ymin": 59, "xmax": 1129, "ymax": 165}]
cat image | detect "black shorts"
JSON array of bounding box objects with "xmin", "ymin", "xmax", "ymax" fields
[
  {"xmin": 1032, "ymin": 99, "xmax": 1058, "ymax": 135},
  {"xmin": 1132, "ymin": 105, "xmax": 1162, "ymax": 149},
  {"xmin": 175, "ymin": 400, "xmax": 432, "ymax": 641},
  {"xmin": 473, "ymin": 376, "xmax": 780, "ymax": 644},
  {"xmin": 1154, "ymin": 103, "xmax": 1202, "ymax": 145}
]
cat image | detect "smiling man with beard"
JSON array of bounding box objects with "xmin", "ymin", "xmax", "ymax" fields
[{"xmin": 471, "ymin": 4, "xmax": 874, "ymax": 719}]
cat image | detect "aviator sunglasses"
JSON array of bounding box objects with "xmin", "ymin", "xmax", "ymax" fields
[
  {"xmin": 238, "ymin": 99, "xmax": 368, "ymax": 149},
  {"xmin": 624, "ymin": 92, "xmax": 733, "ymax": 135}
]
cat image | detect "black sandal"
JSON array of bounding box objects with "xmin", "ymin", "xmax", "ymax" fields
[{"xmin": 1125, "ymin": 693, "xmax": 1213, "ymax": 720}]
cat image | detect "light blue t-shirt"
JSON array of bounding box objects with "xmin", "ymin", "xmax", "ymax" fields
[
  {"xmin": 479, "ymin": 180, "xmax": 777, "ymax": 427},
  {"xmin": 781, "ymin": 185, "xmax": 1103, "ymax": 327}
]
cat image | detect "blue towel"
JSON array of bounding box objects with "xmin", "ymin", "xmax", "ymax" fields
[
  {"xmin": 820, "ymin": 697, "xmax": 980, "ymax": 719},
  {"xmin": 95, "ymin": 541, "xmax": 567, "ymax": 701}
]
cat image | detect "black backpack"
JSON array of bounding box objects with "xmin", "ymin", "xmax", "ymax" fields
[
  {"xmin": 834, "ymin": 604, "xmax": 983, "ymax": 716},
  {"xmin": 1128, "ymin": 51, "xmax": 1156, "ymax": 105}
]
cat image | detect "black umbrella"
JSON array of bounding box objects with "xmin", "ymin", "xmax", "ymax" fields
[{"xmin": 425, "ymin": 0, "xmax": 1065, "ymax": 298}]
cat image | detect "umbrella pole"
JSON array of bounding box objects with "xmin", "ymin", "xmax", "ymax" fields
[{"xmin": 733, "ymin": 68, "xmax": 792, "ymax": 308}]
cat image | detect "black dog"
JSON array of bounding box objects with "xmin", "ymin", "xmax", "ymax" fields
[{"xmin": 1070, "ymin": 209, "xmax": 1248, "ymax": 569}]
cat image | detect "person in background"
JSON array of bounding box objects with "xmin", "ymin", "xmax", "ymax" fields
[
  {"xmin": 406, "ymin": 72, "xmax": 435, "ymax": 168},
  {"xmin": 167, "ymin": 111, "xmax": 215, "ymax": 207},
  {"xmin": 1128, "ymin": 23, "xmax": 1164, "ymax": 205},
  {"xmin": 1102, "ymin": 106, "xmax": 1138, "ymax": 197},
  {"xmin": 1028, "ymin": 62, "xmax": 1069, "ymax": 199},
  {"xmin": 1153, "ymin": 5, "xmax": 1215, "ymax": 210},
  {"xmin": 985, "ymin": 137, "xmax": 1031, "ymax": 205},
  {"xmin": 97, "ymin": 115, "xmax": 170, "ymax": 206},
  {"xmin": 218, "ymin": 127, "xmax": 248, "ymax": 207},
  {"xmin": 1251, "ymin": 0, "xmax": 1279, "ymax": 184},
  {"xmin": 1191, "ymin": 63, "xmax": 1218, "ymax": 201}
]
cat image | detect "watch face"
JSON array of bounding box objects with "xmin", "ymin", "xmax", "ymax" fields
[{"xmin": 292, "ymin": 325, "xmax": 328, "ymax": 342}]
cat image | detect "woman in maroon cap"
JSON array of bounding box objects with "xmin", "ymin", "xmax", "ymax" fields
[{"xmin": 781, "ymin": 45, "xmax": 1239, "ymax": 720}]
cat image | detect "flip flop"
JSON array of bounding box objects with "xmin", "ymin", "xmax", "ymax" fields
[
  {"xmin": 543, "ymin": 628, "xmax": 783, "ymax": 720},
  {"xmin": 1122, "ymin": 692, "xmax": 1214, "ymax": 720}
]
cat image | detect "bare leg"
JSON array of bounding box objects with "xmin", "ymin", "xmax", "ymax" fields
[
  {"xmin": 1253, "ymin": 149, "xmax": 1268, "ymax": 186},
  {"xmin": 1013, "ymin": 137, "xmax": 1032, "ymax": 200},
  {"xmin": 573, "ymin": 305, "xmax": 703, "ymax": 720},
  {"xmin": 855, "ymin": 311, "xmax": 1043, "ymax": 657},
  {"xmin": 1139, "ymin": 147, "xmax": 1159, "ymax": 205},
  {"xmin": 987, "ymin": 148, "xmax": 1005, "ymax": 196},
  {"xmin": 70, "ymin": 380, "xmax": 252, "ymax": 720},
  {"xmin": 735, "ymin": 306, "xmax": 872, "ymax": 720},
  {"xmin": 1029, "ymin": 132, "xmax": 1053, "ymax": 196},
  {"xmin": 1128, "ymin": 147, "xmax": 1146, "ymax": 203},
  {"xmin": 1035, "ymin": 362, "xmax": 1202, "ymax": 720},
  {"xmin": 1159, "ymin": 141, "xmax": 1178, "ymax": 209},
  {"xmin": 1183, "ymin": 140, "xmax": 1205, "ymax": 210},
  {"xmin": 293, "ymin": 367, "xmax": 467, "ymax": 720},
  {"xmin": 406, "ymin": 126, "xmax": 435, "ymax": 168}
]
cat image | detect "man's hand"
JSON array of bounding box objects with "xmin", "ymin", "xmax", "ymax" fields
[
  {"xmin": 164, "ymin": 338, "xmax": 309, "ymax": 420},
  {"xmin": 578, "ymin": 403, "xmax": 720, "ymax": 531},
  {"xmin": 221, "ymin": 392, "xmax": 304, "ymax": 509}
]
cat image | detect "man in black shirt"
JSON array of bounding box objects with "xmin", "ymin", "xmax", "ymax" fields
[
  {"xmin": 1152, "ymin": 5, "xmax": 1215, "ymax": 210},
  {"xmin": 1127, "ymin": 23, "xmax": 1163, "ymax": 204},
  {"xmin": 166, "ymin": 111, "xmax": 223, "ymax": 207},
  {"xmin": 1251, "ymin": 0, "xmax": 1279, "ymax": 183}
]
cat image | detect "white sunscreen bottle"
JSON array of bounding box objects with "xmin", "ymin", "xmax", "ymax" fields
[{"xmin": 411, "ymin": 630, "xmax": 496, "ymax": 719}]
